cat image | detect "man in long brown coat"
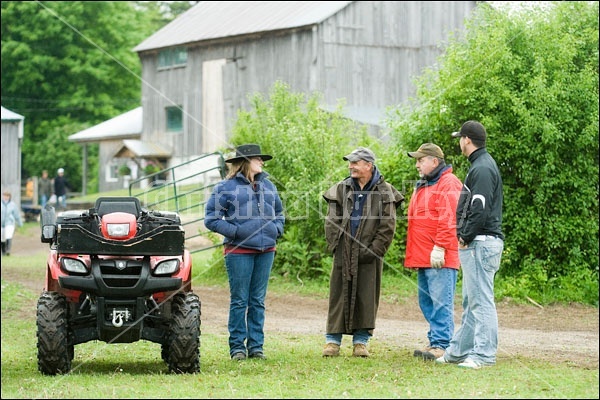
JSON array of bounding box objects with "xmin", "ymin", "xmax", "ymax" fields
[{"xmin": 322, "ymin": 147, "xmax": 404, "ymax": 357}]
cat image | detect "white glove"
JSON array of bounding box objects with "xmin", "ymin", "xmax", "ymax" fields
[{"xmin": 430, "ymin": 245, "xmax": 445, "ymax": 268}]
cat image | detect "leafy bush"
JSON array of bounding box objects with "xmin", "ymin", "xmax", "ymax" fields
[
  {"xmin": 228, "ymin": 81, "xmax": 376, "ymax": 281},
  {"xmin": 118, "ymin": 164, "xmax": 131, "ymax": 176},
  {"xmin": 385, "ymin": 2, "xmax": 599, "ymax": 305},
  {"xmin": 144, "ymin": 161, "xmax": 162, "ymax": 176}
]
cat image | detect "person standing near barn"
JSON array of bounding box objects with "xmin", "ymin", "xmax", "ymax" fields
[
  {"xmin": 38, "ymin": 170, "xmax": 53, "ymax": 208},
  {"xmin": 204, "ymin": 144, "xmax": 285, "ymax": 361},
  {"xmin": 404, "ymin": 143, "xmax": 462, "ymax": 361},
  {"xmin": 53, "ymin": 168, "xmax": 70, "ymax": 210},
  {"xmin": 436, "ymin": 120, "xmax": 504, "ymax": 369},
  {"xmin": 1, "ymin": 191, "xmax": 23, "ymax": 256},
  {"xmin": 322, "ymin": 147, "xmax": 404, "ymax": 358}
]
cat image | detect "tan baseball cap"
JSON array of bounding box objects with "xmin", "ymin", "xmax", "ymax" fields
[{"xmin": 407, "ymin": 143, "xmax": 444, "ymax": 159}]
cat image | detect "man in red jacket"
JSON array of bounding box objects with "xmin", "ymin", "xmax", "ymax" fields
[{"xmin": 404, "ymin": 143, "xmax": 462, "ymax": 360}]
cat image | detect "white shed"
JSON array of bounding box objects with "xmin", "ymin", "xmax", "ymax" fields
[{"xmin": 1, "ymin": 106, "xmax": 25, "ymax": 208}]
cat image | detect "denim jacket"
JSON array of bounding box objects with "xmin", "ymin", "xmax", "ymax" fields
[{"xmin": 1, "ymin": 199, "xmax": 23, "ymax": 228}]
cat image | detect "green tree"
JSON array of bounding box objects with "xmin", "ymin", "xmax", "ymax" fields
[
  {"xmin": 133, "ymin": 1, "xmax": 198, "ymax": 27},
  {"xmin": 385, "ymin": 1, "xmax": 599, "ymax": 304},
  {"xmin": 1, "ymin": 1, "xmax": 193, "ymax": 190}
]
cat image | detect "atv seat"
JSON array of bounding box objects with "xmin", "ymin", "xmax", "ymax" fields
[{"xmin": 95, "ymin": 197, "xmax": 142, "ymax": 218}]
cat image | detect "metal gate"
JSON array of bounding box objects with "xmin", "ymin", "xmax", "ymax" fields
[{"xmin": 128, "ymin": 152, "xmax": 226, "ymax": 254}]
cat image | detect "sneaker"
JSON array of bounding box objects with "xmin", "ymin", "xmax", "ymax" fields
[
  {"xmin": 458, "ymin": 358, "xmax": 481, "ymax": 370},
  {"xmin": 435, "ymin": 355, "xmax": 451, "ymax": 364},
  {"xmin": 322, "ymin": 343, "xmax": 340, "ymax": 357},
  {"xmin": 422, "ymin": 347, "xmax": 445, "ymax": 361},
  {"xmin": 413, "ymin": 345, "xmax": 432, "ymax": 357},
  {"xmin": 231, "ymin": 352, "xmax": 246, "ymax": 361},
  {"xmin": 249, "ymin": 351, "xmax": 266, "ymax": 360},
  {"xmin": 352, "ymin": 343, "xmax": 370, "ymax": 358}
]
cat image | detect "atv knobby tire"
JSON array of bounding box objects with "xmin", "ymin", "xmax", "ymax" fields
[
  {"xmin": 37, "ymin": 291, "xmax": 72, "ymax": 375},
  {"xmin": 165, "ymin": 292, "xmax": 201, "ymax": 373}
]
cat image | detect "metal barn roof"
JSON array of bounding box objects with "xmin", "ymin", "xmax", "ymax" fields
[
  {"xmin": 133, "ymin": 1, "xmax": 352, "ymax": 52},
  {"xmin": 68, "ymin": 107, "xmax": 142, "ymax": 142},
  {"xmin": 1, "ymin": 106, "xmax": 24, "ymax": 121}
]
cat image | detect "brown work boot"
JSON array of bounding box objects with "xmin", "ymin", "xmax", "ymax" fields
[
  {"xmin": 421, "ymin": 347, "xmax": 444, "ymax": 361},
  {"xmin": 322, "ymin": 343, "xmax": 340, "ymax": 357},
  {"xmin": 352, "ymin": 343, "xmax": 370, "ymax": 357},
  {"xmin": 413, "ymin": 345, "xmax": 432, "ymax": 357}
]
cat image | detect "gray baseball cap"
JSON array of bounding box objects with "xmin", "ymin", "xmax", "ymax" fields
[{"xmin": 343, "ymin": 147, "xmax": 376, "ymax": 163}]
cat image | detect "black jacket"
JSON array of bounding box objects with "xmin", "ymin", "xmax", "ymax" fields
[
  {"xmin": 456, "ymin": 147, "xmax": 504, "ymax": 243},
  {"xmin": 54, "ymin": 175, "xmax": 70, "ymax": 197}
]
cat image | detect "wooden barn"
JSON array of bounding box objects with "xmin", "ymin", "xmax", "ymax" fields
[
  {"xmin": 71, "ymin": 1, "xmax": 477, "ymax": 192},
  {"xmin": 1, "ymin": 106, "xmax": 25, "ymax": 207}
]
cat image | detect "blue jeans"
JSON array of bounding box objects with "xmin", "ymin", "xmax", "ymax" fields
[
  {"xmin": 225, "ymin": 251, "xmax": 274, "ymax": 357},
  {"xmin": 325, "ymin": 329, "xmax": 372, "ymax": 346},
  {"xmin": 57, "ymin": 195, "xmax": 67, "ymax": 209},
  {"xmin": 444, "ymin": 237, "xmax": 503, "ymax": 365},
  {"xmin": 417, "ymin": 267, "xmax": 458, "ymax": 349}
]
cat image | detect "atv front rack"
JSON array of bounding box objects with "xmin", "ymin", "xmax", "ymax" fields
[
  {"xmin": 41, "ymin": 197, "xmax": 186, "ymax": 256},
  {"xmin": 55, "ymin": 223, "xmax": 185, "ymax": 256}
]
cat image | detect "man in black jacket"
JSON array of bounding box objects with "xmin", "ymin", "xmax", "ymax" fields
[
  {"xmin": 436, "ymin": 120, "xmax": 504, "ymax": 370},
  {"xmin": 54, "ymin": 168, "xmax": 71, "ymax": 210}
]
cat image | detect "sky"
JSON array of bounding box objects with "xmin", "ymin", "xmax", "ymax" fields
[{"xmin": 488, "ymin": 1, "xmax": 554, "ymax": 12}]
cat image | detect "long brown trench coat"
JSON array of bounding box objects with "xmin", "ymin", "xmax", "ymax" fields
[{"xmin": 323, "ymin": 175, "xmax": 404, "ymax": 334}]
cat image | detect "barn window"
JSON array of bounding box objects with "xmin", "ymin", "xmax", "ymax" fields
[
  {"xmin": 166, "ymin": 106, "xmax": 183, "ymax": 132},
  {"xmin": 106, "ymin": 163, "xmax": 119, "ymax": 183},
  {"xmin": 158, "ymin": 47, "xmax": 187, "ymax": 69}
]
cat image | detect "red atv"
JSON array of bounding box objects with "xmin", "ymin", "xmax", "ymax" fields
[{"xmin": 37, "ymin": 197, "xmax": 200, "ymax": 375}]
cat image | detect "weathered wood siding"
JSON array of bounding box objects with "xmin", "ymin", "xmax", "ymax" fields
[
  {"xmin": 98, "ymin": 139, "xmax": 128, "ymax": 193},
  {"xmin": 318, "ymin": 1, "xmax": 474, "ymax": 109},
  {"xmin": 1, "ymin": 119, "xmax": 23, "ymax": 207}
]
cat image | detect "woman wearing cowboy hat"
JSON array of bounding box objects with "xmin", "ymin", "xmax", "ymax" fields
[{"xmin": 205, "ymin": 144, "xmax": 285, "ymax": 361}]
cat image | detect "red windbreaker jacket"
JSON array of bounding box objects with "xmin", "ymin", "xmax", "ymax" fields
[{"xmin": 404, "ymin": 167, "xmax": 462, "ymax": 269}]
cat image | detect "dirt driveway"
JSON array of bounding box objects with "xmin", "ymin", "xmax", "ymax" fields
[{"xmin": 3, "ymin": 228, "xmax": 598, "ymax": 369}]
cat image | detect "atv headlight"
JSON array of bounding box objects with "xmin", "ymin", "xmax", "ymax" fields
[
  {"xmin": 106, "ymin": 223, "xmax": 130, "ymax": 237},
  {"xmin": 61, "ymin": 257, "xmax": 88, "ymax": 274},
  {"xmin": 154, "ymin": 259, "xmax": 179, "ymax": 276}
]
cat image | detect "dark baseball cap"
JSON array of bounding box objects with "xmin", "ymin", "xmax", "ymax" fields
[
  {"xmin": 451, "ymin": 120, "xmax": 487, "ymax": 142},
  {"xmin": 407, "ymin": 143, "xmax": 444, "ymax": 159},
  {"xmin": 343, "ymin": 147, "xmax": 376, "ymax": 163}
]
